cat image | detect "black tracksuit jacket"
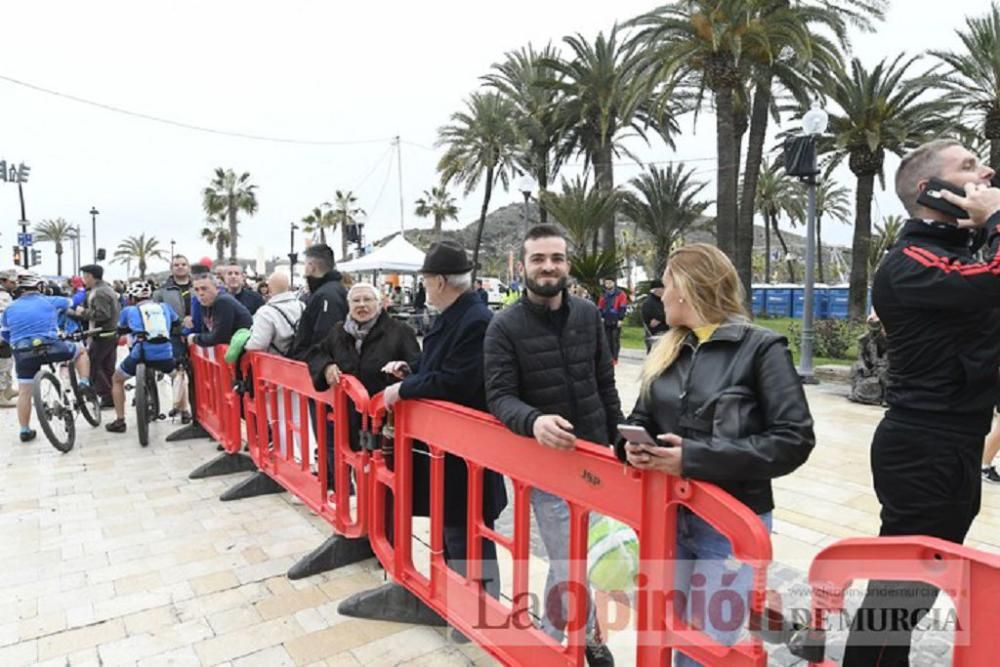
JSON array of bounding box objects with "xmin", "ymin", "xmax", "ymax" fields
[{"xmin": 872, "ymin": 215, "xmax": 1000, "ymax": 437}]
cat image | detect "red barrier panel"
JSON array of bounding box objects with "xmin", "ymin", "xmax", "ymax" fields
[
  {"xmin": 806, "ymin": 536, "xmax": 1000, "ymax": 666},
  {"xmin": 367, "ymin": 395, "xmax": 772, "ymax": 667},
  {"xmin": 188, "ymin": 344, "xmax": 241, "ymax": 453},
  {"xmin": 243, "ymin": 352, "xmax": 371, "ymax": 537}
]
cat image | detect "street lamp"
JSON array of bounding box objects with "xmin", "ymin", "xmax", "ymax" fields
[
  {"xmin": 784, "ymin": 102, "xmax": 829, "ymax": 384},
  {"xmin": 89, "ymin": 206, "xmax": 100, "ymax": 262},
  {"xmin": 516, "ymin": 174, "xmax": 537, "ymax": 234},
  {"xmin": 289, "ymin": 222, "xmax": 299, "ymax": 288},
  {"xmin": 170, "ymin": 238, "xmax": 176, "ymax": 262}
]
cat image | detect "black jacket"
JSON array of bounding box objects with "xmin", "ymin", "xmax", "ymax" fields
[
  {"xmin": 289, "ymin": 271, "xmax": 348, "ymax": 360},
  {"xmin": 618, "ymin": 321, "xmax": 814, "ymax": 514},
  {"xmin": 399, "ymin": 291, "xmax": 508, "ymax": 526},
  {"xmin": 231, "ymin": 287, "xmax": 265, "ymax": 316},
  {"xmin": 484, "ymin": 292, "xmax": 621, "ymax": 446},
  {"xmin": 873, "ymin": 217, "xmax": 1000, "ymax": 436},
  {"xmin": 307, "ymin": 311, "xmax": 421, "ymax": 451},
  {"xmin": 640, "ymin": 294, "xmax": 668, "ymax": 336},
  {"xmin": 307, "ymin": 311, "xmax": 421, "ymax": 396},
  {"xmin": 194, "ymin": 293, "xmax": 253, "ymax": 347}
]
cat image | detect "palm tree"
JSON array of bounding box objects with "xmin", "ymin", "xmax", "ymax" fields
[
  {"xmin": 538, "ymin": 176, "xmax": 619, "ymax": 254},
  {"xmin": 483, "ymin": 43, "xmax": 567, "ymax": 223},
  {"xmin": 202, "ymin": 168, "xmax": 258, "ymax": 262},
  {"xmin": 570, "ymin": 251, "xmax": 623, "ymax": 301},
  {"xmin": 755, "ymin": 163, "xmax": 806, "ymax": 283},
  {"xmin": 813, "ymin": 177, "xmax": 852, "ymax": 283},
  {"xmin": 113, "ymin": 234, "xmax": 167, "ymax": 279},
  {"xmin": 437, "ymin": 91, "xmax": 519, "ymax": 281},
  {"xmin": 543, "ymin": 27, "xmax": 679, "ymax": 256},
  {"xmin": 414, "ymin": 186, "xmax": 459, "ymax": 240},
  {"xmin": 34, "ymin": 218, "xmax": 76, "ymax": 275},
  {"xmin": 301, "ymin": 205, "xmax": 337, "ymax": 246},
  {"xmin": 933, "ymin": 3, "xmax": 1000, "ymax": 168},
  {"xmin": 200, "ymin": 214, "xmax": 231, "ymax": 263},
  {"xmin": 869, "ymin": 214, "xmax": 904, "ymax": 277},
  {"xmin": 330, "ymin": 190, "xmax": 365, "ymax": 261},
  {"xmin": 620, "ymin": 164, "xmax": 710, "ymax": 277},
  {"xmin": 818, "ymin": 55, "xmax": 952, "ymax": 319}
]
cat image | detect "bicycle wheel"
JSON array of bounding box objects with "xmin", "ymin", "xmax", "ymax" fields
[
  {"xmin": 68, "ymin": 363, "xmax": 101, "ymax": 427},
  {"xmin": 147, "ymin": 369, "xmax": 162, "ymax": 421},
  {"xmin": 135, "ymin": 363, "xmax": 150, "ymax": 447},
  {"xmin": 33, "ymin": 370, "xmax": 75, "ymax": 453}
]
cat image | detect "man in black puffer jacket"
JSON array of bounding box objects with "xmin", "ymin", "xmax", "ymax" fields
[
  {"xmin": 289, "ymin": 244, "xmax": 348, "ymax": 360},
  {"xmin": 485, "ymin": 224, "xmax": 619, "ymax": 667}
]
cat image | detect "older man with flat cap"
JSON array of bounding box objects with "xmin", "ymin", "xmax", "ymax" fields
[{"xmin": 358, "ymin": 241, "xmax": 507, "ymax": 638}]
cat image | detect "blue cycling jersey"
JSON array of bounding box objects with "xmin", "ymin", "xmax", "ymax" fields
[
  {"xmin": 120, "ymin": 301, "xmax": 177, "ymax": 362},
  {"xmin": 61, "ymin": 288, "xmax": 87, "ymax": 334},
  {"xmin": 0, "ymin": 293, "xmax": 72, "ymax": 348}
]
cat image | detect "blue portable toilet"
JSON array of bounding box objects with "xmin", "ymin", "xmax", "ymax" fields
[
  {"xmin": 793, "ymin": 285, "xmax": 830, "ymax": 319},
  {"xmin": 828, "ymin": 285, "xmax": 849, "ymax": 319},
  {"xmin": 751, "ymin": 286, "xmax": 766, "ymax": 316},
  {"xmin": 765, "ymin": 285, "xmax": 794, "ymax": 318}
]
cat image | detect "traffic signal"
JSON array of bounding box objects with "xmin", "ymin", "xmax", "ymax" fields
[
  {"xmin": 12, "ymin": 247, "xmax": 22, "ymax": 265},
  {"xmin": 96, "ymin": 248, "xmax": 106, "ymax": 261},
  {"xmin": 30, "ymin": 249, "xmax": 41, "ymax": 267}
]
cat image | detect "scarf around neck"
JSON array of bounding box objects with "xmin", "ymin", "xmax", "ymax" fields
[{"xmin": 343, "ymin": 314, "xmax": 379, "ymax": 353}]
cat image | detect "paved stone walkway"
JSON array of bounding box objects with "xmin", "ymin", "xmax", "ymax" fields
[{"xmin": 1, "ymin": 357, "xmax": 997, "ymax": 665}]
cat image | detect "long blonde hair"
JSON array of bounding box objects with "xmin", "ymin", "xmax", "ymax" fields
[{"xmin": 639, "ymin": 244, "xmax": 749, "ymax": 396}]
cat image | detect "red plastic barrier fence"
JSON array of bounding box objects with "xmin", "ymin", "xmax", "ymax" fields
[
  {"xmin": 367, "ymin": 395, "xmax": 773, "ymax": 667},
  {"xmin": 242, "ymin": 352, "xmax": 371, "ymax": 537},
  {"xmin": 188, "ymin": 344, "xmax": 242, "ymax": 453},
  {"xmin": 806, "ymin": 536, "xmax": 1000, "ymax": 666}
]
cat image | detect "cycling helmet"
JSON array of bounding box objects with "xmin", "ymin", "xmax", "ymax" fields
[
  {"xmin": 16, "ymin": 271, "xmax": 45, "ymax": 290},
  {"xmin": 126, "ymin": 281, "xmax": 152, "ymax": 299}
]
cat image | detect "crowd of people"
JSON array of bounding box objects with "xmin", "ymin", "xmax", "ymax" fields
[{"xmin": 2, "ymin": 138, "xmax": 999, "ymax": 665}]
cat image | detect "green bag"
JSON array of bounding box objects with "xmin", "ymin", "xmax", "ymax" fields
[
  {"xmin": 588, "ymin": 516, "xmax": 639, "ymax": 593},
  {"xmin": 224, "ymin": 328, "xmax": 252, "ymax": 365}
]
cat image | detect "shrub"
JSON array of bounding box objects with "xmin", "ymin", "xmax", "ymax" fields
[{"xmin": 787, "ymin": 319, "xmax": 863, "ymax": 360}]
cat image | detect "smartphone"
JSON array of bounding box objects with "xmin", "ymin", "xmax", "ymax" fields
[
  {"xmin": 617, "ymin": 424, "xmax": 658, "ymax": 447},
  {"xmin": 917, "ymin": 178, "xmax": 970, "ymax": 220}
]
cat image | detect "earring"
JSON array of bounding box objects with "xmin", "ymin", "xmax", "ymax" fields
[{"xmin": 678, "ymin": 298, "xmax": 685, "ymax": 303}]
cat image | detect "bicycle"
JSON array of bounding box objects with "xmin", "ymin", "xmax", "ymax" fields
[
  {"xmin": 124, "ymin": 329, "xmax": 167, "ymax": 447},
  {"xmin": 30, "ymin": 329, "xmax": 102, "ymax": 453}
]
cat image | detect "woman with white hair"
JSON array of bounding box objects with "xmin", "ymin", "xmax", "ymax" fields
[{"xmin": 306, "ymin": 283, "xmax": 420, "ymax": 448}]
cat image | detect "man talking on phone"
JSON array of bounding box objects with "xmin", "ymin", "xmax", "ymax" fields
[
  {"xmin": 844, "ymin": 140, "xmax": 1000, "ymax": 666},
  {"xmin": 484, "ymin": 224, "xmax": 619, "ymax": 666}
]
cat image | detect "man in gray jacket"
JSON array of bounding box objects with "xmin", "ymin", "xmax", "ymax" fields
[
  {"xmin": 245, "ymin": 272, "xmax": 303, "ymax": 356},
  {"xmin": 153, "ymin": 254, "xmax": 194, "ymax": 422},
  {"xmin": 484, "ymin": 224, "xmax": 618, "ymax": 667},
  {"xmin": 74, "ymin": 264, "xmax": 121, "ymax": 408}
]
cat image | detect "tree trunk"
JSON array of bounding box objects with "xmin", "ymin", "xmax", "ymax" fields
[
  {"xmin": 538, "ymin": 164, "xmax": 549, "ymax": 225},
  {"xmin": 228, "ymin": 202, "xmax": 238, "ymax": 262},
  {"xmin": 849, "ymin": 172, "xmax": 875, "ymax": 320},
  {"xmin": 341, "ymin": 221, "xmax": 349, "ymax": 262},
  {"xmin": 319, "ymin": 228, "xmax": 326, "ymax": 246},
  {"xmin": 216, "ymin": 236, "xmax": 225, "ymax": 263},
  {"xmin": 434, "ymin": 215, "xmax": 443, "ymax": 240},
  {"xmin": 594, "ymin": 142, "xmax": 616, "ymax": 257},
  {"xmin": 715, "ymin": 87, "xmax": 738, "ymax": 265},
  {"xmin": 816, "ymin": 213, "xmax": 825, "ymax": 284},
  {"xmin": 770, "ymin": 213, "xmax": 796, "ymax": 283},
  {"xmin": 764, "ymin": 217, "xmax": 771, "ymax": 284},
  {"xmin": 471, "ymin": 167, "xmax": 494, "ymax": 284},
  {"xmin": 739, "ymin": 74, "xmax": 772, "ymax": 298},
  {"xmin": 56, "ymin": 243, "xmax": 63, "ymax": 276},
  {"xmin": 139, "ymin": 258, "xmax": 146, "ymax": 280}
]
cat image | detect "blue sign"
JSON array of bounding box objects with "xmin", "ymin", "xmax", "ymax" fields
[{"xmin": 17, "ymin": 233, "xmax": 32, "ymax": 246}]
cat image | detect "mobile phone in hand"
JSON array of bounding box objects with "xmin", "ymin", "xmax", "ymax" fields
[
  {"xmin": 617, "ymin": 424, "xmax": 658, "ymax": 447},
  {"xmin": 917, "ymin": 178, "xmax": 970, "ymax": 220}
]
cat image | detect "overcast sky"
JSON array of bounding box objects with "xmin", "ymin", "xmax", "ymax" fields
[{"xmin": 0, "ymin": 0, "xmax": 991, "ymax": 278}]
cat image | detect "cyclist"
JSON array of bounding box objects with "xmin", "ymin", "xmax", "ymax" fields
[
  {"xmin": 105, "ymin": 281, "xmax": 178, "ymax": 434},
  {"xmin": 0, "ymin": 272, "xmax": 92, "ymax": 442}
]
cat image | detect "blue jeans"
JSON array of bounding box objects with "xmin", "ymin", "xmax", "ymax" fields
[
  {"xmin": 672, "ymin": 508, "xmax": 772, "ymax": 667},
  {"xmin": 531, "ymin": 489, "xmax": 598, "ymax": 642}
]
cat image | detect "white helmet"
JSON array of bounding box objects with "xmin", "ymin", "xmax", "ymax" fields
[
  {"xmin": 126, "ymin": 281, "xmax": 152, "ymax": 299},
  {"xmin": 16, "ymin": 271, "xmax": 45, "ymax": 290}
]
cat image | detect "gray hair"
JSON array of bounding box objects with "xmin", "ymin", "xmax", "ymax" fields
[
  {"xmin": 896, "ymin": 139, "xmax": 964, "ymax": 216},
  {"xmin": 445, "ymin": 271, "xmax": 473, "ymax": 291},
  {"xmin": 347, "ymin": 282, "xmax": 380, "ymax": 303}
]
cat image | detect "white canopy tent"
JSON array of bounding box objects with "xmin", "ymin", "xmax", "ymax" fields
[{"xmin": 337, "ymin": 234, "xmax": 425, "ymax": 274}]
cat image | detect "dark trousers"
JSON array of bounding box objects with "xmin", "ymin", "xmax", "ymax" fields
[
  {"xmin": 605, "ymin": 325, "xmax": 621, "ymax": 361},
  {"xmin": 843, "ymin": 417, "xmax": 983, "ymax": 666},
  {"xmin": 88, "ymin": 336, "xmax": 117, "ymax": 401},
  {"xmin": 443, "ymin": 519, "xmax": 501, "ymax": 600}
]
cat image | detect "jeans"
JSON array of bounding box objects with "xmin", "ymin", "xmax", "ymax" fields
[
  {"xmin": 531, "ymin": 489, "xmax": 598, "ymax": 642},
  {"xmin": 672, "ymin": 508, "xmax": 773, "ymax": 667},
  {"xmin": 605, "ymin": 326, "xmax": 621, "ymax": 361}
]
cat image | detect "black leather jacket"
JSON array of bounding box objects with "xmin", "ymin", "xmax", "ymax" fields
[{"xmin": 616, "ymin": 320, "xmax": 814, "ymax": 514}]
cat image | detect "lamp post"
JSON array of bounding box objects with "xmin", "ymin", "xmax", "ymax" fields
[
  {"xmin": 89, "ymin": 206, "xmax": 99, "ymax": 262},
  {"xmin": 516, "ymin": 174, "xmax": 537, "ymax": 234},
  {"xmin": 289, "ymin": 222, "xmax": 298, "ymax": 288},
  {"xmin": 170, "ymin": 238, "xmax": 176, "ymax": 262},
  {"xmin": 789, "ymin": 103, "xmax": 829, "ymax": 384}
]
